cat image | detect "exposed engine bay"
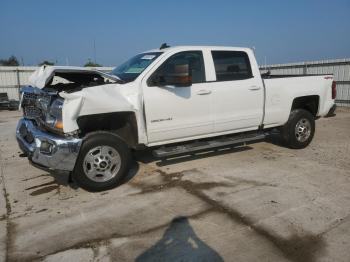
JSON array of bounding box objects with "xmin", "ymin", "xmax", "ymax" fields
[
  {"xmin": 20, "ymin": 66, "xmax": 121, "ymax": 135},
  {"xmin": 29, "ymin": 66, "xmax": 120, "ymax": 92},
  {"xmin": 45, "ymin": 71, "xmax": 116, "ymax": 93}
]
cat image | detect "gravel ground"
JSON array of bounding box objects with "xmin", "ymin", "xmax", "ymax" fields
[{"xmin": 0, "ymin": 108, "xmax": 349, "ymax": 262}]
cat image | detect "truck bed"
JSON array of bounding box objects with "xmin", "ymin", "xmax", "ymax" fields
[{"xmin": 262, "ymin": 74, "xmax": 334, "ymax": 128}]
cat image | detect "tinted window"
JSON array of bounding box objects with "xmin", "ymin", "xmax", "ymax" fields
[
  {"xmin": 211, "ymin": 51, "xmax": 252, "ymax": 81},
  {"xmin": 149, "ymin": 51, "xmax": 205, "ymax": 86}
]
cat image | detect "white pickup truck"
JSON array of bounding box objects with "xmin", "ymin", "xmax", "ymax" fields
[{"xmin": 16, "ymin": 45, "xmax": 337, "ymax": 191}]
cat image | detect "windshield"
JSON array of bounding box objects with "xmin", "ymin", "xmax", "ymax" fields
[{"xmin": 111, "ymin": 52, "xmax": 162, "ymax": 82}]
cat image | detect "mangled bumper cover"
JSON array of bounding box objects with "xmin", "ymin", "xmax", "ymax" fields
[{"xmin": 16, "ymin": 118, "xmax": 82, "ymax": 172}]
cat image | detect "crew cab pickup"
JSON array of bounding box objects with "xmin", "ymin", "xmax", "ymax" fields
[{"xmin": 16, "ymin": 45, "xmax": 337, "ymax": 191}]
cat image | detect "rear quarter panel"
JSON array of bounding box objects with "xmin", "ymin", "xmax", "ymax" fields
[{"xmin": 263, "ymin": 75, "xmax": 334, "ymax": 127}]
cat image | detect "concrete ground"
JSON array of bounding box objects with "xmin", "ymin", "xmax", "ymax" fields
[{"xmin": 0, "ymin": 108, "xmax": 350, "ymax": 262}]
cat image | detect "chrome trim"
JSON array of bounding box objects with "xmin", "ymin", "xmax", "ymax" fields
[
  {"xmin": 16, "ymin": 118, "xmax": 82, "ymax": 172},
  {"xmin": 294, "ymin": 118, "xmax": 311, "ymax": 143},
  {"xmin": 83, "ymin": 145, "xmax": 121, "ymax": 182}
]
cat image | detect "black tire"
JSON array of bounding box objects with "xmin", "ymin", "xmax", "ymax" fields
[
  {"xmin": 280, "ymin": 109, "xmax": 315, "ymax": 149},
  {"xmin": 73, "ymin": 131, "xmax": 131, "ymax": 191}
]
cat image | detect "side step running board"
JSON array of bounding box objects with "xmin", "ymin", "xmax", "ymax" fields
[{"xmin": 153, "ymin": 133, "xmax": 266, "ymax": 158}]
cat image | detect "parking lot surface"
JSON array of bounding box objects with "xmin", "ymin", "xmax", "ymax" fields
[{"xmin": 1, "ymin": 108, "xmax": 350, "ymax": 262}]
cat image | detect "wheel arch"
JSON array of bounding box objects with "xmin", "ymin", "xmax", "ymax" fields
[
  {"xmin": 291, "ymin": 95, "xmax": 320, "ymax": 117},
  {"xmin": 77, "ymin": 112, "xmax": 138, "ymax": 147}
]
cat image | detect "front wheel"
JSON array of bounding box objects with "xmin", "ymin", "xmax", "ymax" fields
[
  {"xmin": 73, "ymin": 132, "xmax": 131, "ymax": 191},
  {"xmin": 280, "ymin": 109, "xmax": 315, "ymax": 149}
]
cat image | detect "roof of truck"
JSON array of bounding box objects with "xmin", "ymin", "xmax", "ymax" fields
[{"xmin": 144, "ymin": 45, "xmax": 253, "ymax": 53}]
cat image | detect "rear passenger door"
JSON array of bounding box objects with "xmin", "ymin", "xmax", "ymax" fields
[{"xmin": 210, "ymin": 50, "xmax": 264, "ymax": 133}]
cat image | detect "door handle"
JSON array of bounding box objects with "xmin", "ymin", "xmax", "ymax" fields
[
  {"xmin": 249, "ymin": 86, "xmax": 261, "ymax": 90},
  {"xmin": 197, "ymin": 90, "xmax": 212, "ymax": 95}
]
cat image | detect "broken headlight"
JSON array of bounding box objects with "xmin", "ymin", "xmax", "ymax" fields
[{"xmin": 45, "ymin": 98, "xmax": 64, "ymax": 130}]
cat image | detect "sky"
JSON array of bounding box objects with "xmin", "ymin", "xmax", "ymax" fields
[{"xmin": 1, "ymin": 0, "xmax": 349, "ymax": 67}]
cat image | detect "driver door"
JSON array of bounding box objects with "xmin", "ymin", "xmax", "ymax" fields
[{"xmin": 142, "ymin": 51, "xmax": 213, "ymax": 144}]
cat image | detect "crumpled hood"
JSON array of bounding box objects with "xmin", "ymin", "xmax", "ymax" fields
[
  {"xmin": 29, "ymin": 65, "xmax": 119, "ymax": 89},
  {"xmin": 29, "ymin": 66, "xmax": 97, "ymax": 89}
]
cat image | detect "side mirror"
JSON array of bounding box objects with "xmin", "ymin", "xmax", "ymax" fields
[{"xmin": 152, "ymin": 63, "xmax": 192, "ymax": 87}]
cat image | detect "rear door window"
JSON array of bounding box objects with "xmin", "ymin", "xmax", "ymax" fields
[{"xmin": 211, "ymin": 51, "xmax": 253, "ymax": 81}]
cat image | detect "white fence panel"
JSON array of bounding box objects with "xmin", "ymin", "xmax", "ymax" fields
[{"xmin": 1, "ymin": 60, "xmax": 349, "ymax": 106}]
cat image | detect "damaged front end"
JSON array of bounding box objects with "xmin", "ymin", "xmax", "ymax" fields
[
  {"xmin": 16, "ymin": 117, "xmax": 82, "ymax": 172},
  {"xmin": 17, "ymin": 85, "xmax": 81, "ymax": 172},
  {"xmin": 20, "ymin": 86, "xmax": 65, "ymax": 135},
  {"xmin": 16, "ymin": 65, "xmax": 140, "ymax": 172},
  {"xmin": 16, "ymin": 66, "xmax": 120, "ymax": 172}
]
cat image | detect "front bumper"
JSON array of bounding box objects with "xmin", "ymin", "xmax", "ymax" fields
[{"xmin": 16, "ymin": 118, "xmax": 82, "ymax": 172}]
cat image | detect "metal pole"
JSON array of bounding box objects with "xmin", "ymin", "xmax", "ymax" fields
[
  {"xmin": 16, "ymin": 67, "xmax": 21, "ymax": 100},
  {"xmin": 303, "ymin": 62, "xmax": 307, "ymax": 75}
]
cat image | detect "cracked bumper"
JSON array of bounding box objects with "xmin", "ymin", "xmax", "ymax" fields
[{"xmin": 16, "ymin": 118, "xmax": 82, "ymax": 172}]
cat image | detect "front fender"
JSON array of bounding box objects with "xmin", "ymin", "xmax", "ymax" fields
[
  {"xmin": 60, "ymin": 84, "xmax": 139, "ymax": 133},
  {"xmin": 60, "ymin": 92, "xmax": 85, "ymax": 133}
]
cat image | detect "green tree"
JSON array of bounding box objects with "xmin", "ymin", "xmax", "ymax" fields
[
  {"xmin": 0, "ymin": 55, "xmax": 19, "ymax": 66},
  {"xmin": 84, "ymin": 59, "xmax": 102, "ymax": 67},
  {"xmin": 38, "ymin": 60, "xmax": 55, "ymax": 66}
]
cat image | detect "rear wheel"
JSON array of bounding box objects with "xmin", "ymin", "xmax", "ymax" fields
[
  {"xmin": 280, "ymin": 109, "xmax": 315, "ymax": 149},
  {"xmin": 73, "ymin": 132, "xmax": 131, "ymax": 191}
]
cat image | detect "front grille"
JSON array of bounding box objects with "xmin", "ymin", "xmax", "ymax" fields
[
  {"xmin": 24, "ymin": 106, "xmax": 42, "ymax": 118},
  {"xmin": 20, "ymin": 87, "xmax": 59, "ymax": 134},
  {"xmin": 22, "ymin": 89, "xmax": 51, "ymax": 119},
  {"xmin": 22, "ymin": 92, "xmax": 41, "ymax": 118},
  {"xmin": 23, "ymin": 92, "xmax": 37, "ymax": 101}
]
